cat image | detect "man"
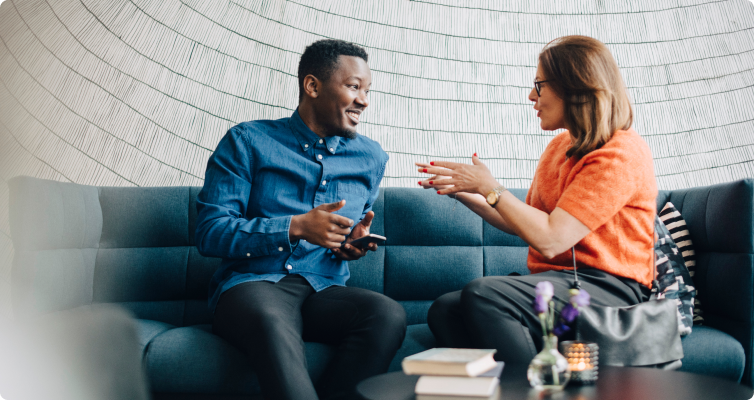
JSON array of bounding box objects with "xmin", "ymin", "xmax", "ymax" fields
[{"xmin": 195, "ymin": 39, "xmax": 406, "ymax": 400}]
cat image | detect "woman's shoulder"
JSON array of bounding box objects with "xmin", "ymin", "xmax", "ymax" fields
[
  {"xmin": 606, "ymin": 128, "xmax": 650, "ymax": 151},
  {"xmin": 588, "ymin": 128, "xmax": 653, "ymax": 162},
  {"xmin": 541, "ymin": 131, "xmax": 572, "ymax": 155}
]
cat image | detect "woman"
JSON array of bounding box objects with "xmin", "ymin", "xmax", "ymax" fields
[{"xmin": 418, "ymin": 36, "xmax": 657, "ymax": 364}]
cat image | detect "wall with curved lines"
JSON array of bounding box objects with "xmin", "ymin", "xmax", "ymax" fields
[{"xmin": 1, "ymin": 0, "xmax": 754, "ymax": 317}]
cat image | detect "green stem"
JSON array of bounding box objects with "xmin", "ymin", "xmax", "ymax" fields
[
  {"xmin": 552, "ymin": 364, "xmax": 560, "ymax": 385},
  {"xmin": 539, "ymin": 313, "xmax": 548, "ymax": 338}
]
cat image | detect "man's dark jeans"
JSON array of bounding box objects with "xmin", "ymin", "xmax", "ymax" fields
[{"xmin": 213, "ymin": 275, "xmax": 407, "ymax": 400}]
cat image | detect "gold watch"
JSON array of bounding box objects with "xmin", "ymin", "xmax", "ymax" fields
[{"xmin": 486, "ymin": 185, "xmax": 508, "ymax": 207}]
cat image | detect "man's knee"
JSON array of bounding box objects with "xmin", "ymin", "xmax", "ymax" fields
[
  {"xmin": 358, "ymin": 294, "xmax": 407, "ymax": 342},
  {"xmin": 373, "ymin": 296, "xmax": 407, "ymax": 332},
  {"xmin": 221, "ymin": 305, "xmax": 299, "ymax": 341}
]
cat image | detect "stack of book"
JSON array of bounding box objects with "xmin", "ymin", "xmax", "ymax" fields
[{"xmin": 402, "ymin": 348, "xmax": 504, "ymax": 400}]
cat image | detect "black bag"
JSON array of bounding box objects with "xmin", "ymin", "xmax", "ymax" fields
[{"xmin": 571, "ymin": 248, "xmax": 684, "ymax": 369}]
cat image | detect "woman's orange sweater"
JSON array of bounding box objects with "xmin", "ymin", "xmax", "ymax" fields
[{"xmin": 525, "ymin": 129, "xmax": 658, "ymax": 288}]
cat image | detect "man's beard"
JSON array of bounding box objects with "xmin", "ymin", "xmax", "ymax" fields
[{"xmin": 333, "ymin": 128, "xmax": 358, "ymax": 140}]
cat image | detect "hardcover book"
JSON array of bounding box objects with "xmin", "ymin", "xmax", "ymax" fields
[
  {"xmin": 416, "ymin": 386, "xmax": 500, "ymax": 400},
  {"xmin": 415, "ymin": 362, "xmax": 504, "ymax": 397},
  {"xmin": 402, "ymin": 348, "xmax": 498, "ymax": 377}
]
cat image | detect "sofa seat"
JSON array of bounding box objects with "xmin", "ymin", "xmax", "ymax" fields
[
  {"xmin": 137, "ymin": 321, "xmax": 436, "ymax": 395},
  {"xmin": 680, "ymin": 326, "xmax": 746, "ymax": 382},
  {"xmin": 141, "ymin": 323, "xmax": 337, "ymax": 395}
]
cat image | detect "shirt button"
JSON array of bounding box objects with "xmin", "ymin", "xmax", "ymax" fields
[
  {"xmin": 246, "ymin": 253, "xmax": 250, "ymax": 257},
  {"xmin": 278, "ymin": 247, "xmax": 284, "ymax": 251},
  {"xmin": 329, "ymin": 148, "xmax": 334, "ymax": 152},
  {"xmin": 322, "ymin": 180, "xmax": 327, "ymax": 185},
  {"xmin": 319, "ymin": 139, "xmax": 323, "ymax": 144},
  {"xmin": 304, "ymin": 144, "xmax": 309, "ymax": 148},
  {"xmin": 286, "ymin": 265, "xmax": 293, "ymax": 270},
  {"xmin": 318, "ymin": 154, "xmax": 323, "ymax": 160}
]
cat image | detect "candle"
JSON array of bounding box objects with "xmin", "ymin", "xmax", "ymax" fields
[{"xmin": 560, "ymin": 341, "xmax": 599, "ymax": 384}]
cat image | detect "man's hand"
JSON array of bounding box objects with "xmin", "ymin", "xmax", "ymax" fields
[
  {"xmin": 332, "ymin": 211, "xmax": 378, "ymax": 261},
  {"xmin": 290, "ymin": 200, "xmax": 353, "ymax": 249}
]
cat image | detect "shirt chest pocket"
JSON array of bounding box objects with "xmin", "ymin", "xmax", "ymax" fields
[{"xmin": 328, "ymin": 182, "xmax": 368, "ymax": 222}]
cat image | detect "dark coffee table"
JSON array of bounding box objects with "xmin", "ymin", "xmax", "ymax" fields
[{"xmin": 357, "ymin": 364, "xmax": 753, "ymax": 400}]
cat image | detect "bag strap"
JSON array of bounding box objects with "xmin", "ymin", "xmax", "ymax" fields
[{"xmin": 571, "ymin": 247, "xmax": 580, "ymax": 290}]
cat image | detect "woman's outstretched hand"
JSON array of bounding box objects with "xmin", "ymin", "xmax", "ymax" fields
[
  {"xmin": 415, "ymin": 162, "xmax": 454, "ymax": 191},
  {"xmin": 416, "ymin": 154, "xmax": 498, "ymax": 196}
]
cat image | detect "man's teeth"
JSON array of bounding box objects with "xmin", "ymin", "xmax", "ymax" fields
[{"xmin": 347, "ymin": 111, "xmax": 360, "ymax": 122}]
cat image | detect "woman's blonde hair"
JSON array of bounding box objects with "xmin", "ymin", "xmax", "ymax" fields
[{"xmin": 539, "ymin": 36, "xmax": 633, "ymax": 159}]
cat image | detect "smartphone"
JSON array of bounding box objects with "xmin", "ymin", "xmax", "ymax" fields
[{"xmin": 345, "ymin": 233, "xmax": 386, "ymax": 249}]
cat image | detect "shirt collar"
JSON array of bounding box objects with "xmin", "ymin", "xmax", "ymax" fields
[{"xmin": 289, "ymin": 109, "xmax": 342, "ymax": 154}]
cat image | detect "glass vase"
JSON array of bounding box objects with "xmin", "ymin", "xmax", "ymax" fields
[{"xmin": 527, "ymin": 335, "xmax": 571, "ymax": 392}]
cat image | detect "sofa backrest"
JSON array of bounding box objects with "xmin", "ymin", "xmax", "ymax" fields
[
  {"xmin": 9, "ymin": 177, "xmax": 530, "ymax": 326},
  {"xmin": 657, "ymin": 180, "xmax": 754, "ymax": 384},
  {"xmin": 347, "ymin": 188, "xmax": 530, "ymax": 325}
]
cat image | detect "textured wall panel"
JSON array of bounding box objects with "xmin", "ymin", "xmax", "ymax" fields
[{"xmin": 2, "ymin": 0, "xmax": 754, "ymax": 316}]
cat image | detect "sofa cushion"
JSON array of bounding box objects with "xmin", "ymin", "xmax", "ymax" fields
[
  {"xmin": 8, "ymin": 177, "xmax": 102, "ymax": 252},
  {"xmin": 660, "ymin": 202, "xmax": 703, "ymax": 325},
  {"xmin": 144, "ymin": 324, "xmax": 337, "ymax": 395},
  {"xmin": 13, "ymin": 248, "xmax": 98, "ymax": 317},
  {"xmin": 680, "ymin": 325, "xmax": 745, "ymax": 382},
  {"xmin": 385, "ymin": 246, "xmax": 483, "ymax": 301},
  {"xmin": 99, "ymin": 186, "xmax": 190, "ymax": 249},
  {"xmin": 383, "ymin": 189, "xmax": 482, "ymax": 246},
  {"xmin": 135, "ymin": 319, "xmax": 174, "ymax": 358},
  {"xmin": 484, "ymin": 246, "xmax": 529, "ymax": 277},
  {"xmin": 399, "ymin": 301, "xmax": 433, "ymax": 326},
  {"xmin": 654, "ymin": 214, "xmax": 696, "ymax": 336}
]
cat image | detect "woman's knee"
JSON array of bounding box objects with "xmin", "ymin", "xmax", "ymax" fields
[
  {"xmin": 461, "ymin": 277, "xmax": 511, "ymax": 304},
  {"xmin": 428, "ymin": 291, "xmax": 461, "ymax": 326}
]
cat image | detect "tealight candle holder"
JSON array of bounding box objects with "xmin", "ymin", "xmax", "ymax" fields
[{"xmin": 559, "ymin": 341, "xmax": 599, "ymax": 384}]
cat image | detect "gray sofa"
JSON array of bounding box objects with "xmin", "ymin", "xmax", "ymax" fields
[{"xmin": 8, "ymin": 176, "xmax": 754, "ymax": 399}]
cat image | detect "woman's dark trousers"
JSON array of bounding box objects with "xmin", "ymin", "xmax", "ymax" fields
[{"xmin": 428, "ymin": 269, "xmax": 648, "ymax": 364}]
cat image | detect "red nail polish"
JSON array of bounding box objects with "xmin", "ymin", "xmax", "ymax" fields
[
  {"xmin": 430, "ymin": 162, "xmax": 435, "ymax": 166},
  {"xmin": 423, "ymin": 168, "xmax": 427, "ymax": 173},
  {"xmin": 429, "ymin": 181, "xmax": 433, "ymax": 184},
  {"xmin": 437, "ymin": 191, "xmax": 441, "ymax": 194},
  {"xmin": 418, "ymin": 181, "xmax": 422, "ymax": 185},
  {"xmin": 474, "ymin": 153, "xmax": 478, "ymax": 157}
]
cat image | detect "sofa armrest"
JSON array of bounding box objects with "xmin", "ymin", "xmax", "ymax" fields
[
  {"xmin": 663, "ymin": 179, "xmax": 754, "ymax": 384},
  {"xmin": 8, "ymin": 176, "xmax": 103, "ymax": 318}
]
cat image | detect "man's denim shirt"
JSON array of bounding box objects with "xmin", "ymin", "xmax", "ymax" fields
[{"xmin": 196, "ymin": 110, "xmax": 388, "ymax": 312}]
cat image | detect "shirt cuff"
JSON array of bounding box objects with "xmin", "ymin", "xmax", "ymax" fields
[{"xmin": 283, "ymin": 215, "xmax": 299, "ymax": 251}]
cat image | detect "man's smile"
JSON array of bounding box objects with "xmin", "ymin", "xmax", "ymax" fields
[{"xmin": 346, "ymin": 109, "xmax": 361, "ymax": 124}]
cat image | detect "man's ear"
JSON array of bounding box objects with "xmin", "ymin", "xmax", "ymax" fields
[{"xmin": 303, "ymin": 75, "xmax": 320, "ymax": 99}]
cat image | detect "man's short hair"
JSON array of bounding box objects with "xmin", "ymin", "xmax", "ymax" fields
[{"xmin": 298, "ymin": 39, "xmax": 369, "ymax": 101}]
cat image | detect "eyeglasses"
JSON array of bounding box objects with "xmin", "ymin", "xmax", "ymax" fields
[{"xmin": 534, "ymin": 80, "xmax": 550, "ymax": 96}]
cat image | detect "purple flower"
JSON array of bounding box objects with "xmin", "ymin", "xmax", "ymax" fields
[
  {"xmin": 553, "ymin": 322, "xmax": 571, "ymax": 337},
  {"xmin": 570, "ymin": 289, "xmax": 591, "ymax": 308},
  {"xmin": 535, "ymin": 281, "xmax": 554, "ymax": 302},
  {"xmin": 560, "ymin": 303, "xmax": 579, "ymax": 323},
  {"xmin": 533, "ymin": 295, "xmax": 549, "ymax": 314}
]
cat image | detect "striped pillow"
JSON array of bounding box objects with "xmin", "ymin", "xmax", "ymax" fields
[{"xmin": 660, "ymin": 202, "xmax": 703, "ymax": 325}]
